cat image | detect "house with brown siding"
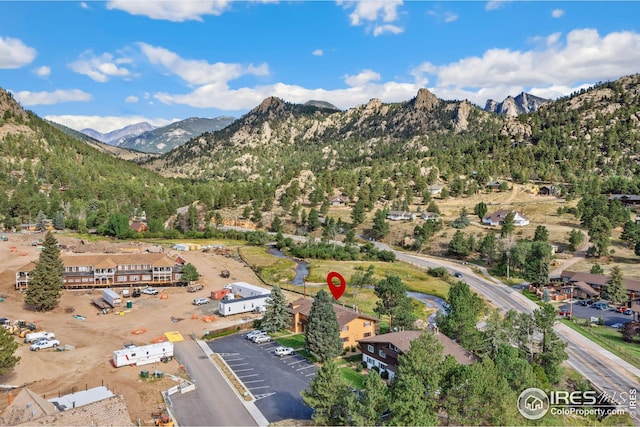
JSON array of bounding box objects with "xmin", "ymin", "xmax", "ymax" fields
[
  {"xmin": 560, "ymin": 270, "xmax": 640, "ymax": 300},
  {"xmin": 357, "ymin": 330, "xmax": 472, "ymax": 379},
  {"xmin": 16, "ymin": 253, "xmax": 183, "ymax": 291},
  {"xmin": 288, "ymin": 298, "xmax": 378, "ymax": 348}
]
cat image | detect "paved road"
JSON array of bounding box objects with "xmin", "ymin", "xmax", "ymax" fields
[
  {"xmin": 169, "ymin": 340, "xmax": 259, "ymax": 427},
  {"xmin": 394, "ymin": 251, "xmax": 640, "ymax": 417}
]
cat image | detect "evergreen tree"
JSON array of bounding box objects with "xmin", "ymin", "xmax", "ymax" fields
[
  {"xmin": 371, "ymin": 209, "xmax": 389, "ymax": 240},
  {"xmin": 25, "ymin": 231, "xmax": 64, "ymax": 311},
  {"xmin": 590, "ymin": 263, "xmax": 604, "ymax": 274},
  {"xmin": 448, "ymin": 230, "xmax": 470, "ymax": 257},
  {"xmin": 308, "ymin": 208, "xmax": 321, "ymax": 231},
  {"xmin": 426, "ymin": 200, "xmax": 440, "ymax": 214},
  {"xmin": 270, "ymin": 215, "xmax": 283, "ymax": 233},
  {"xmin": 301, "ymin": 359, "xmax": 353, "ymax": 426},
  {"xmin": 568, "ymin": 229, "xmax": 585, "ymax": 252},
  {"xmin": 348, "ymin": 264, "xmax": 375, "ymax": 300},
  {"xmin": 473, "ymin": 201, "xmax": 488, "ymax": 220},
  {"xmin": 524, "ymin": 241, "xmax": 552, "ymax": 286},
  {"xmin": 533, "ymin": 225, "xmax": 549, "ymax": 242},
  {"xmin": 305, "ymin": 290, "xmax": 342, "ymax": 361},
  {"xmin": 53, "ymin": 211, "xmax": 65, "ymax": 230},
  {"xmin": 35, "ymin": 210, "xmax": 48, "ymax": 232},
  {"xmin": 0, "ymin": 328, "xmax": 20, "ymax": 376},
  {"xmin": 351, "ymin": 200, "xmax": 365, "ymax": 226},
  {"xmin": 602, "ymin": 266, "xmax": 628, "ymax": 304},
  {"xmin": 181, "ymin": 263, "xmax": 199, "ymax": 285},
  {"xmin": 588, "ymin": 215, "xmax": 612, "ymax": 256},
  {"xmin": 350, "ymin": 369, "xmax": 389, "ymax": 426},
  {"xmin": 262, "ymin": 285, "xmax": 291, "ymax": 333},
  {"xmin": 374, "ymin": 275, "xmax": 414, "ymax": 331},
  {"xmin": 500, "ymin": 212, "xmax": 516, "ymax": 237},
  {"xmin": 436, "ymin": 281, "xmax": 483, "ymax": 350}
]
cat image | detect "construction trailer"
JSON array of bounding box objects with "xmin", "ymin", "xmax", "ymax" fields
[
  {"xmin": 102, "ymin": 289, "xmax": 122, "ymax": 308},
  {"xmin": 218, "ymin": 294, "xmax": 269, "ymax": 317},
  {"xmin": 210, "ymin": 288, "xmax": 231, "ymax": 300},
  {"xmin": 112, "ymin": 342, "xmax": 174, "ymax": 368},
  {"xmin": 226, "ymin": 282, "xmax": 270, "ymax": 298}
]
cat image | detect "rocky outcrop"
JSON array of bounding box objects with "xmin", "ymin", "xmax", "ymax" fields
[{"xmin": 485, "ymin": 92, "xmax": 549, "ymax": 116}]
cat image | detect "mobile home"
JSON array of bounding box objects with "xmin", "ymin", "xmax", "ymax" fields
[
  {"xmin": 218, "ymin": 294, "xmax": 269, "ymax": 317},
  {"xmin": 227, "ymin": 282, "xmax": 270, "ymax": 298},
  {"xmin": 112, "ymin": 342, "xmax": 174, "ymax": 368}
]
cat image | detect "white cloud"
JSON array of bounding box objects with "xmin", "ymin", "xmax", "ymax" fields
[
  {"xmin": 373, "ymin": 25, "xmax": 404, "ymax": 37},
  {"xmin": 344, "ymin": 69, "xmax": 381, "ymax": 87},
  {"xmin": 551, "ymin": 9, "xmax": 564, "ymax": 18},
  {"xmin": 80, "ymin": 2, "xmax": 89, "ymax": 9},
  {"xmin": 34, "ymin": 66, "xmax": 51, "ymax": 77},
  {"xmin": 12, "ymin": 89, "xmax": 92, "ymax": 106},
  {"xmin": 69, "ymin": 51, "xmax": 134, "ymax": 82},
  {"xmin": 125, "ymin": 95, "xmax": 139, "ymax": 103},
  {"xmin": 411, "ymin": 28, "xmax": 640, "ymax": 105},
  {"xmin": 137, "ymin": 42, "xmax": 268, "ymax": 87},
  {"xmin": 485, "ymin": 1, "xmax": 510, "ymax": 11},
  {"xmin": 106, "ymin": 0, "xmax": 232, "ymax": 22},
  {"xmin": 312, "ymin": 49, "xmax": 324, "ymax": 56},
  {"xmin": 339, "ymin": 0, "xmax": 404, "ymax": 35},
  {"xmin": 444, "ymin": 12, "xmax": 459, "ymax": 23},
  {"xmin": 0, "ymin": 36, "xmax": 37, "ymax": 69},
  {"xmin": 44, "ymin": 115, "xmax": 178, "ymax": 133}
]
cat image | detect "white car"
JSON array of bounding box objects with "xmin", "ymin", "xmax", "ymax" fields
[
  {"xmin": 141, "ymin": 288, "xmax": 159, "ymax": 295},
  {"xmin": 252, "ymin": 334, "xmax": 272, "ymax": 343},
  {"xmin": 274, "ymin": 346, "xmax": 294, "ymax": 357},
  {"xmin": 245, "ymin": 330, "xmax": 264, "ymax": 340},
  {"xmin": 193, "ymin": 297, "xmax": 210, "ymax": 305},
  {"xmin": 30, "ymin": 339, "xmax": 60, "ymax": 351},
  {"xmin": 611, "ymin": 323, "xmax": 625, "ymax": 329}
]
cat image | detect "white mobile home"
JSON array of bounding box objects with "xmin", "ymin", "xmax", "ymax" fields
[
  {"xmin": 112, "ymin": 342, "xmax": 174, "ymax": 368},
  {"xmin": 227, "ymin": 282, "xmax": 270, "ymax": 298},
  {"xmin": 218, "ymin": 294, "xmax": 269, "ymax": 317}
]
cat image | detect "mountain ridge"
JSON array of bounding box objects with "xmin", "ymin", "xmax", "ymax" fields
[{"xmin": 484, "ymin": 92, "xmax": 550, "ymax": 116}]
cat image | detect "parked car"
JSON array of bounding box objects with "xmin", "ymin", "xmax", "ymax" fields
[
  {"xmin": 592, "ymin": 302, "xmax": 608, "ymax": 310},
  {"xmin": 274, "ymin": 346, "xmax": 294, "ymax": 357},
  {"xmin": 252, "ymin": 334, "xmax": 272, "ymax": 343},
  {"xmin": 577, "ymin": 300, "xmax": 592, "ymax": 306},
  {"xmin": 132, "ymin": 289, "xmax": 141, "ymax": 297},
  {"xmin": 617, "ymin": 306, "xmax": 629, "ymax": 313},
  {"xmin": 192, "ymin": 297, "xmax": 210, "ymax": 306},
  {"xmin": 30, "ymin": 339, "xmax": 60, "ymax": 351},
  {"xmin": 141, "ymin": 287, "xmax": 159, "ymax": 295},
  {"xmin": 245, "ymin": 330, "xmax": 265, "ymax": 340},
  {"xmin": 454, "ymin": 272, "xmax": 463, "ymax": 278},
  {"xmin": 611, "ymin": 323, "xmax": 625, "ymax": 329},
  {"xmin": 558, "ymin": 308, "xmax": 572, "ymax": 317},
  {"xmin": 624, "ymin": 309, "xmax": 633, "ymax": 315}
]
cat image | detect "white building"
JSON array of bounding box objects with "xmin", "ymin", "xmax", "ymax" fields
[{"xmin": 482, "ymin": 210, "xmax": 530, "ymax": 227}]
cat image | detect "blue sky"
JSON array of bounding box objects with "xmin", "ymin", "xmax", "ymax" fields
[{"xmin": 1, "ymin": 1, "xmax": 639, "ymax": 132}]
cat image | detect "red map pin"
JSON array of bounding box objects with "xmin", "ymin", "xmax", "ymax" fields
[{"xmin": 326, "ymin": 272, "xmax": 346, "ymax": 300}]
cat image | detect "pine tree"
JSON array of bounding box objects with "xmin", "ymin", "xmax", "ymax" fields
[
  {"xmin": 262, "ymin": 286, "xmax": 290, "ymax": 333},
  {"xmin": 602, "ymin": 266, "xmax": 628, "ymax": 304},
  {"xmin": 25, "ymin": 231, "xmax": 64, "ymax": 311},
  {"xmin": 0, "ymin": 328, "xmax": 20, "ymax": 375},
  {"xmin": 35, "ymin": 210, "xmax": 48, "ymax": 232},
  {"xmin": 305, "ymin": 290, "xmax": 342, "ymax": 361},
  {"xmin": 301, "ymin": 359, "xmax": 353, "ymax": 425}
]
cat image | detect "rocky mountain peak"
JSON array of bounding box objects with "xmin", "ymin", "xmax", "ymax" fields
[
  {"xmin": 412, "ymin": 88, "xmax": 440, "ymax": 111},
  {"xmin": 0, "ymin": 88, "xmax": 28, "ymax": 121},
  {"xmin": 256, "ymin": 96, "xmax": 287, "ymax": 114},
  {"xmin": 485, "ymin": 92, "xmax": 549, "ymax": 116}
]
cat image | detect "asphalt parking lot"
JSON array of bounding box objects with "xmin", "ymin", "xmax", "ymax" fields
[
  {"xmin": 208, "ymin": 332, "xmax": 317, "ymax": 423},
  {"xmin": 559, "ymin": 301, "xmax": 634, "ymax": 327}
]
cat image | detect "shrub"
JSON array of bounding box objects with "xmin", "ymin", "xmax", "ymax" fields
[{"xmin": 380, "ymin": 370, "xmax": 389, "ymax": 380}]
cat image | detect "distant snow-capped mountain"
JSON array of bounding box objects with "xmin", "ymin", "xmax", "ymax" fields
[
  {"xmin": 484, "ymin": 92, "xmax": 550, "ymax": 116},
  {"xmin": 81, "ymin": 122, "xmax": 157, "ymax": 144},
  {"xmin": 116, "ymin": 116, "xmax": 237, "ymax": 153}
]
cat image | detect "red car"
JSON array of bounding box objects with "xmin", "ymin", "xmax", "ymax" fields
[
  {"xmin": 558, "ymin": 308, "xmax": 572, "ymax": 317},
  {"xmin": 617, "ymin": 306, "xmax": 629, "ymax": 313}
]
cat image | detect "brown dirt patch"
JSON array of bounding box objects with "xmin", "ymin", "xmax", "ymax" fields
[{"xmin": 0, "ymin": 232, "xmax": 267, "ymax": 425}]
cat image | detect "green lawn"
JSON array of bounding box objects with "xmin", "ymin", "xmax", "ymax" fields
[
  {"xmin": 340, "ymin": 367, "xmax": 365, "ymax": 389},
  {"xmin": 274, "ymin": 333, "xmax": 306, "ymax": 349},
  {"xmin": 560, "ymin": 319, "xmax": 640, "ymax": 369}
]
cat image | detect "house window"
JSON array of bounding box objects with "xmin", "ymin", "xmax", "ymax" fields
[
  {"xmin": 364, "ymin": 332, "xmax": 371, "ymax": 337},
  {"xmin": 367, "ymin": 345, "xmax": 374, "ymax": 353},
  {"xmin": 363, "ymin": 321, "xmax": 371, "ymax": 327},
  {"xmin": 342, "ymin": 325, "xmax": 349, "ymax": 331},
  {"xmin": 341, "ymin": 337, "xmax": 348, "ymax": 342},
  {"xmin": 389, "ymin": 344, "xmax": 399, "ymax": 352},
  {"xmin": 378, "ymin": 349, "xmax": 386, "ymax": 358}
]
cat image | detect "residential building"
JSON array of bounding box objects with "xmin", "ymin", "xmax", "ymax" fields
[
  {"xmin": 607, "ymin": 194, "xmax": 640, "ymax": 207},
  {"xmin": 482, "ymin": 209, "xmax": 530, "ymax": 227},
  {"xmin": 538, "ymin": 185, "xmax": 559, "ymax": 196},
  {"xmin": 328, "ymin": 195, "xmax": 350, "ymax": 206},
  {"xmin": 420, "ymin": 212, "xmax": 439, "ymax": 221},
  {"xmin": 129, "ymin": 220, "xmax": 148, "ymax": 233},
  {"xmin": 560, "ymin": 270, "xmax": 640, "ymax": 300},
  {"xmin": 386, "ymin": 211, "xmax": 416, "ymax": 221},
  {"xmin": 486, "ymin": 181, "xmax": 503, "ymax": 191},
  {"xmin": 358, "ymin": 330, "xmax": 472, "ymax": 379},
  {"xmin": 427, "ymin": 185, "xmax": 443, "ymax": 195},
  {"xmin": 288, "ymin": 298, "xmax": 378, "ymax": 348},
  {"xmin": 16, "ymin": 252, "xmax": 184, "ymax": 291}
]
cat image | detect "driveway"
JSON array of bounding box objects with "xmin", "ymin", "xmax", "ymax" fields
[
  {"xmin": 209, "ymin": 333, "xmax": 317, "ymax": 423},
  {"xmin": 169, "ymin": 340, "xmax": 259, "ymax": 426},
  {"xmin": 560, "ymin": 302, "xmax": 633, "ymax": 327}
]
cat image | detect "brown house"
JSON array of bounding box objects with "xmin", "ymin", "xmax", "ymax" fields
[
  {"xmin": 561, "ymin": 270, "xmax": 640, "ymax": 300},
  {"xmin": 129, "ymin": 220, "xmax": 149, "ymax": 233},
  {"xmin": 358, "ymin": 330, "xmax": 472, "ymax": 379},
  {"xmin": 288, "ymin": 298, "xmax": 378, "ymax": 348},
  {"xmin": 328, "ymin": 195, "xmax": 350, "ymax": 206},
  {"xmin": 16, "ymin": 253, "xmax": 182, "ymax": 291}
]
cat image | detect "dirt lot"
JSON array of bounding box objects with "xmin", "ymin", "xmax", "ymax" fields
[{"xmin": 0, "ymin": 232, "xmax": 268, "ymax": 425}]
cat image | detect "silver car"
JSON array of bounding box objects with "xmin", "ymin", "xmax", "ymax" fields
[{"xmin": 252, "ymin": 334, "xmax": 271, "ymax": 343}]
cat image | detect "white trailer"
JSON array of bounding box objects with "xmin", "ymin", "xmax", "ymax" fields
[
  {"xmin": 218, "ymin": 294, "xmax": 269, "ymax": 317},
  {"xmin": 102, "ymin": 289, "xmax": 122, "ymax": 308},
  {"xmin": 24, "ymin": 331, "xmax": 55, "ymax": 343},
  {"xmin": 227, "ymin": 282, "xmax": 270, "ymax": 298},
  {"xmin": 112, "ymin": 342, "xmax": 174, "ymax": 368}
]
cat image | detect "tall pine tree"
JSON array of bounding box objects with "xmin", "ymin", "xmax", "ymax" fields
[
  {"xmin": 25, "ymin": 231, "xmax": 64, "ymax": 311},
  {"xmin": 305, "ymin": 290, "xmax": 342, "ymax": 361},
  {"xmin": 261, "ymin": 285, "xmax": 290, "ymax": 333}
]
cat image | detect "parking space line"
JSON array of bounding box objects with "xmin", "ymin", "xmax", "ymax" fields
[
  {"xmin": 288, "ymin": 360, "xmax": 305, "ymax": 366},
  {"xmin": 305, "ymin": 373, "xmax": 316, "ymax": 377},
  {"xmin": 233, "ymin": 368, "xmax": 254, "ymax": 373},
  {"xmin": 227, "ymin": 362, "xmax": 250, "ymax": 367},
  {"xmin": 250, "ymin": 387, "xmax": 272, "ymax": 391},
  {"xmin": 243, "ymin": 380, "xmax": 265, "ymax": 384},
  {"xmin": 238, "ymin": 374, "xmax": 259, "ymax": 379},
  {"xmin": 225, "ymin": 358, "xmax": 244, "ymax": 362},
  {"xmin": 296, "ymin": 365, "xmax": 315, "ymax": 371}
]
